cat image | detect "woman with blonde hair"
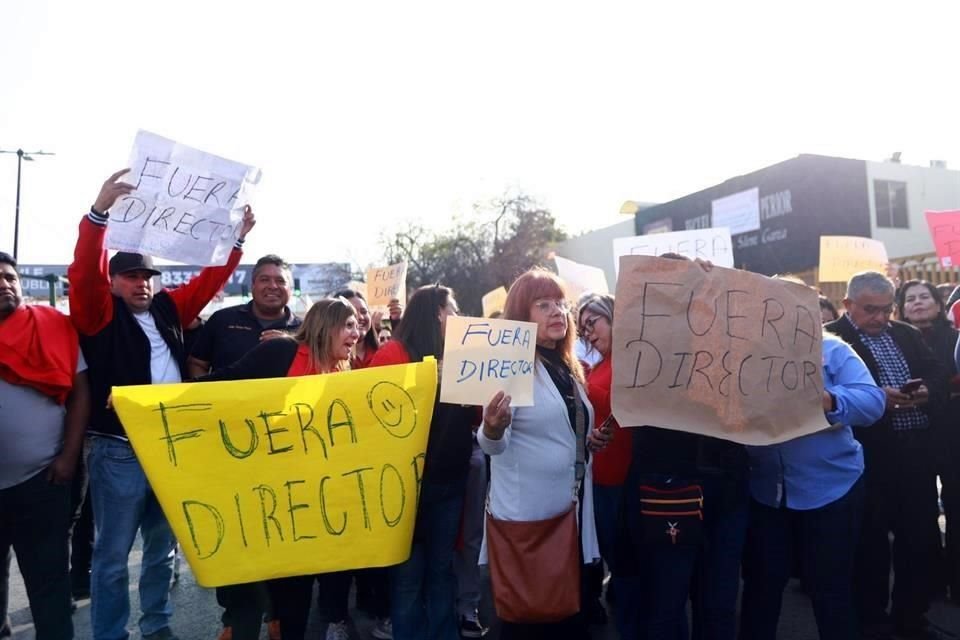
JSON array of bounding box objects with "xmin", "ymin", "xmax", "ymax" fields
[
  {"xmin": 198, "ymin": 297, "xmax": 360, "ymax": 640},
  {"xmin": 480, "ymin": 269, "xmax": 608, "ymax": 640}
]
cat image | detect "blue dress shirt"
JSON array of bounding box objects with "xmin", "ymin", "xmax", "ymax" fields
[{"xmin": 746, "ymin": 333, "xmax": 885, "ymax": 510}]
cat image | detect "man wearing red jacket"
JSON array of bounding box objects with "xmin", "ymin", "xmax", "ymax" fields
[{"xmin": 68, "ymin": 169, "xmax": 255, "ymax": 640}]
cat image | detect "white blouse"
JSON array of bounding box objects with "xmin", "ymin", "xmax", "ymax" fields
[{"xmin": 477, "ymin": 361, "xmax": 601, "ymax": 565}]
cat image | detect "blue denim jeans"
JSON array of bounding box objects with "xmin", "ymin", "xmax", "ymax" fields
[
  {"xmin": 0, "ymin": 470, "xmax": 74, "ymax": 639},
  {"xmin": 88, "ymin": 437, "xmax": 176, "ymax": 640},
  {"xmin": 389, "ymin": 481, "xmax": 464, "ymax": 640},
  {"xmin": 739, "ymin": 476, "xmax": 865, "ymax": 640}
]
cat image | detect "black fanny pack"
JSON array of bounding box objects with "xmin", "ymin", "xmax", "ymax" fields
[{"xmin": 638, "ymin": 483, "xmax": 704, "ymax": 547}]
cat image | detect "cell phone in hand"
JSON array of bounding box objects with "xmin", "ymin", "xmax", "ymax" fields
[
  {"xmin": 900, "ymin": 379, "xmax": 923, "ymax": 394},
  {"xmin": 599, "ymin": 414, "xmax": 615, "ymax": 434}
]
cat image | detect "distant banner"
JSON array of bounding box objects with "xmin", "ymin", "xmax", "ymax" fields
[
  {"xmin": 112, "ymin": 361, "xmax": 437, "ymax": 587},
  {"xmin": 924, "ymin": 210, "xmax": 960, "ymax": 268},
  {"xmin": 554, "ymin": 256, "xmax": 609, "ymax": 300},
  {"xmin": 366, "ymin": 262, "xmax": 407, "ymax": 306},
  {"xmin": 818, "ymin": 236, "xmax": 888, "ymax": 283},
  {"xmin": 611, "ymin": 256, "xmax": 828, "ymax": 446},
  {"xmin": 481, "ymin": 287, "xmax": 508, "ymax": 318},
  {"xmin": 106, "ymin": 130, "xmax": 262, "ymax": 266},
  {"xmin": 613, "ymin": 227, "xmax": 734, "ymax": 276},
  {"xmin": 440, "ymin": 316, "xmax": 536, "ymax": 406}
]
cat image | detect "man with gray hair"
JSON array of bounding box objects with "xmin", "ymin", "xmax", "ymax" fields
[{"xmin": 826, "ymin": 271, "xmax": 944, "ymax": 640}]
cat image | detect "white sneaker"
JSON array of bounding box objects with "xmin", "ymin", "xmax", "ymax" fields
[
  {"xmin": 371, "ymin": 617, "xmax": 393, "ymax": 639},
  {"xmin": 325, "ymin": 620, "xmax": 350, "ymax": 640}
]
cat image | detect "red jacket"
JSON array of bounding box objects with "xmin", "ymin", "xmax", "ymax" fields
[
  {"xmin": 68, "ymin": 212, "xmax": 242, "ymax": 436},
  {"xmin": 586, "ymin": 357, "xmax": 633, "ymax": 486}
]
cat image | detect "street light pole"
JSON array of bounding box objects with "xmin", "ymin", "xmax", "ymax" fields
[{"xmin": 0, "ymin": 148, "xmax": 55, "ymax": 259}]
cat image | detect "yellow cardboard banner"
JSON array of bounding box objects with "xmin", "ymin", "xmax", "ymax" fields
[
  {"xmin": 440, "ymin": 316, "xmax": 537, "ymax": 406},
  {"xmin": 818, "ymin": 236, "xmax": 889, "ymax": 283},
  {"xmin": 112, "ymin": 361, "xmax": 437, "ymax": 587},
  {"xmin": 365, "ymin": 261, "xmax": 408, "ymax": 306},
  {"xmin": 481, "ymin": 287, "xmax": 508, "ymax": 318}
]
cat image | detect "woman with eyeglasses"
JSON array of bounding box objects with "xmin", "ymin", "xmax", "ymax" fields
[
  {"xmin": 480, "ymin": 269, "xmax": 609, "ymax": 640},
  {"xmin": 897, "ymin": 280, "xmax": 960, "ymax": 601},
  {"xmin": 196, "ymin": 297, "xmax": 361, "ymax": 640},
  {"xmin": 369, "ymin": 284, "xmax": 477, "ymax": 640},
  {"xmin": 576, "ymin": 293, "xmax": 640, "ymax": 637}
]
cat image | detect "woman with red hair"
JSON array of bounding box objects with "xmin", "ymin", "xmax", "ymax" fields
[{"xmin": 480, "ymin": 269, "xmax": 608, "ymax": 640}]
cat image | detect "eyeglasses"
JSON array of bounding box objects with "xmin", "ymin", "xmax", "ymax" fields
[
  {"xmin": 579, "ymin": 315, "xmax": 602, "ymax": 336},
  {"xmin": 856, "ymin": 303, "xmax": 894, "ymax": 317},
  {"xmin": 533, "ymin": 299, "xmax": 571, "ymax": 314}
]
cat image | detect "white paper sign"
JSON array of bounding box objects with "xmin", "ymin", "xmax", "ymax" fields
[
  {"xmin": 554, "ymin": 256, "xmax": 609, "ymax": 301},
  {"xmin": 613, "ymin": 227, "xmax": 734, "ymax": 276},
  {"xmin": 106, "ymin": 131, "xmax": 261, "ymax": 266},
  {"xmin": 711, "ymin": 188, "xmax": 760, "ymax": 236},
  {"xmin": 440, "ymin": 316, "xmax": 537, "ymax": 406}
]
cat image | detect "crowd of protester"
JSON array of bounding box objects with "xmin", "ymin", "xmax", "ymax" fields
[{"xmin": 2, "ymin": 168, "xmax": 960, "ymax": 640}]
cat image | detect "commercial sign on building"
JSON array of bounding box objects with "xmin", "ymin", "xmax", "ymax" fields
[{"xmin": 633, "ymin": 155, "xmax": 872, "ymax": 276}]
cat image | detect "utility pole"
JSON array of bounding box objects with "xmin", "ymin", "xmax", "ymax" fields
[{"xmin": 0, "ymin": 148, "xmax": 55, "ymax": 259}]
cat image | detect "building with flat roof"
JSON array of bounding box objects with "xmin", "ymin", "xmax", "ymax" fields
[{"xmin": 631, "ymin": 154, "xmax": 960, "ymax": 276}]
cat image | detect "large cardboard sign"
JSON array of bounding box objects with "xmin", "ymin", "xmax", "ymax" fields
[
  {"xmin": 106, "ymin": 130, "xmax": 261, "ymax": 265},
  {"xmin": 440, "ymin": 316, "xmax": 536, "ymax": 406},
  {"xmin": 611, "ymin": 256, "xmax": 828, "ymax": 445},
  {"xmin": 613, "ymin": 228, "xmax": 734, "ymax": 276},
  {"xmin": 818, "ymin": 236, "xmax": 888, "ymax": 283},
  {"xmin": 112, "ymin": 361, "xmax": 437, "ymax": 587}
]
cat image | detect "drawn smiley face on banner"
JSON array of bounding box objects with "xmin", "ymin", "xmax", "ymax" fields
[{"xmin": 367, "ymin": 381, "xmax": 419, "ymax": 439}]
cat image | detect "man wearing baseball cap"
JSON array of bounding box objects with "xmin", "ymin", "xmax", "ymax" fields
[{"xmin": 67, "ymin": 169, "xmax": 256, "ymax": 640}]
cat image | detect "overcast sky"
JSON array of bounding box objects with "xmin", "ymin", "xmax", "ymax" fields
[{"xmin": 1, "ymin": 0, "xmax": 957, "ymax": 269}]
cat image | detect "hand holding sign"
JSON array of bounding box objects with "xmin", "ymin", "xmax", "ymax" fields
[
  {"xmin": 237, "ymin": 205, "xmax": 256, "ymax": 241},
  {"xmin": 94, "ymin": 168, "xmax": 136, "ymax": 214},
  {"xmin": 482, "ymin": 390, "xmax": 512, "ymax": 441}
]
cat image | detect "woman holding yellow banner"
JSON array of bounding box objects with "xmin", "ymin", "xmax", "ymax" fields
[
  {"xmin": 479, "ymin": 269, "xmax": 606, "ymax": 640},
  {"xmin": 198, "ymin": 297, "xmax": 361, "ymax": 640}
]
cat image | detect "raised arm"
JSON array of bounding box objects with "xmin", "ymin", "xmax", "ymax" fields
[
  {"xmin": 67, "ymin": 169, "xmax": 135, "ymax": 335},
  {"xmin": 166, "ymin": 206, "xmax": 256, "ymax": 328}
]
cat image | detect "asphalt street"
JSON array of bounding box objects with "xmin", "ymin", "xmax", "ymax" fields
[{"xmin": 7, "ymin": 543, "xmax": 960, "ymax": 639}]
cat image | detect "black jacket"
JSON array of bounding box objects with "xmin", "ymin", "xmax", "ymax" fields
[
  {"xmin": 81, "ymin": 292, "xmax": 186, "ymax": 437},
  {"xmin": 825, "ymin": 315, "xmax": 945, "ymax": 454}
]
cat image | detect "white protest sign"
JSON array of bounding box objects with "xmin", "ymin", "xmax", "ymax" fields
[
  {"xmin": 613, "ymin": 227, "xmax": 734, "ymax": 276},
  {"xmin": 818, "ymin": 236, "xmax": 889, "ymax": 283},
  {"xmin": 106, "ymin": 131, "xmax": 261, "ymax": 266},
  {"xmin": 711, "ymin": 188, "xmax": 760, "ymax": 236},
  {"xmin": 554, "ymin": 256, "xmax": 609, "ymax": 301},
  {"xmin": 440, "ymin": 316, "xmax": 537, "ymax": 406},
  {"xmin": 366, "ymin": 261, "xmax": 407, "ymax": 306}
]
